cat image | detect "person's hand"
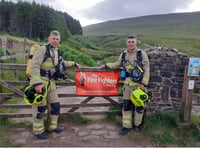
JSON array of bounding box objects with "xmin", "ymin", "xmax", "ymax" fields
[
  {"xmin": 99, "ymin": 65, "xmax": 105, "ymax": 69},
  {"xmin": 99, "ymin": 64, "xmax": 107, "ymax": 69},
  {"xmin": 74, "ymin": 63, "xmax": 81, "ymax": 69},
  {"xmin": 138, "ymin": 84, "xmax": 144, "ymax": 90},
  {"xmin": 35, "ymin": 84, "xmax": 44, "ymax": 93}
]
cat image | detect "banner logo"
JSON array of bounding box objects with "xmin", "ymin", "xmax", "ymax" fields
[{"xmin": 76, "ymin": 71, "xmax": 119, "ymax": 96}]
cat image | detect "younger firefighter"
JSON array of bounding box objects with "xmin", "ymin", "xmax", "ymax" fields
[
  {"xmin": 100, "ymin": 35, "xmax": 150, "ymax": 135},
  {"xmin": 29, "ymin": 30, "xmax": 80, "ymax": 140}
]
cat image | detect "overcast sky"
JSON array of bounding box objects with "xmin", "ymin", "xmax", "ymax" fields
[{"xmin": 7, "ymin": 0, "xmax": 200, "ymax": 26}]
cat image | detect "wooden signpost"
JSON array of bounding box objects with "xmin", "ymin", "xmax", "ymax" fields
[{"xmin": 180, "ymin": 58, "xmax": 200, "ymax": 122}]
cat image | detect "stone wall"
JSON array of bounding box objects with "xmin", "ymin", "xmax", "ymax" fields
[{"xmin": 145, "ymin": 45, "xmax": 189, "ymax": 114}]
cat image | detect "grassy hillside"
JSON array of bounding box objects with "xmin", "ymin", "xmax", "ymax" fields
[
  {"xmin": 83, "ymin": 12, "xmax": 200, "ymax": 36},
  {"xmin": 83, "ymin": 12, "xmax": 200, "ymax": 57}
]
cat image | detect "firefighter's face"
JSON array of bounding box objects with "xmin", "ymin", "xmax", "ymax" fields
[
  {"xmin": 126, "ymin": 38, "xmax": 137, "ymax": 52},
  {"xmin": 48, "ymin": 34, "xmax": 60, "ymax": 48}
]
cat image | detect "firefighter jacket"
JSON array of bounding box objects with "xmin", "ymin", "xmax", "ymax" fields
[
  {"xmin": 106, "ymin": 48, "xmax": 150, "ymax": 86},
  {"xmin": 30, "ymin": 45, "xmax": 75, "ymax": 86}
]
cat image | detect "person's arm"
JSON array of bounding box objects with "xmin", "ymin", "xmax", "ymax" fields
[
  {"xmin": 64, "ymin": 61, "xmax": 81, "ymax": 69},
  {"xmin": 29, "ymin": 46, "xmax": 46, "ymax": 93},
  {"xmin": 141, "ymin": 50, "xmax": 150, "ymax": 86},
  {"xmin": 99, "ymin": 52, "xmax": 123, "ymax": 69}
]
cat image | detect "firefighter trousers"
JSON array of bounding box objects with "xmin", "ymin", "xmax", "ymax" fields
[
  {"xmin": 122, "ymin": 84, "xmax": 145, "ymax": 128},
  {"xmin": 32, "ymin": 80, "xmax": 60, "ymax": 135}
]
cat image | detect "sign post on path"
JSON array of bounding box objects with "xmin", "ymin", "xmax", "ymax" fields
[{"xmin": 180, "ymin": 57, "xmax": 200, "ymax": 122}]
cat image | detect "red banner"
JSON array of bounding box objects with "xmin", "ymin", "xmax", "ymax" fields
[{"xmin": 76, "ymin": 71, "xmax": 119, "ymax": 96}]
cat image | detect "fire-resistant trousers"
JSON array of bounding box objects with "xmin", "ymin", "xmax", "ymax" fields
[
  {"xmin": 122, "ymin": 84, "xmax": 145, "ymax": 128},
  {"xmin": 32, "ymin": 80, "xmax": 60, "ymax": 135}
]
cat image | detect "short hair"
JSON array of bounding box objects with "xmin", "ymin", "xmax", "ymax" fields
[
  {"xmin": 50, "ymin": 30, "xmax": 60, "ymax": 36},
  {"xmin": 127, "ymin": 35, "xmax": 137, "ymax": 39}
]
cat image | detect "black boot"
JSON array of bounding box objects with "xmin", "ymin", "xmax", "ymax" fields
[
  {"xmin": 36, "ymin": 132, "xmax": 48, "ymax": 140},
  {"xmin": 52, "ymin": 127, "xmax": 64, "ymax": 133},
  {"xmin": 119, "ymin": 127, "xmax": 132, "ymax": 135},
  {"xmin": 133, "ymin": 125, "xmax": 141, "ymax": 132}
]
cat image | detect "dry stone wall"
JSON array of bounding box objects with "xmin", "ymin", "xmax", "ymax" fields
[{"xmin": 145, "ymin": 45, "xmax": 189, "ymax": 114}]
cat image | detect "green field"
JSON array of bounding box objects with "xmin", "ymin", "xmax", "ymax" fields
[{"xmin": 83, "ymin": 12, "xmax": 200, "ymax": 58}]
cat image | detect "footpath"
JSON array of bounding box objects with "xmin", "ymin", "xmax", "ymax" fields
[
  {"xmin": 9, "ymin": 86, "xmax": 152, "ymax": 147},
  {"xmin": 8, "ymin": 85, "xmax": 200, "ymax": 147},
  {"xmin": 10, "ymin": 118, "xmax": 151, "ymax": 147}
]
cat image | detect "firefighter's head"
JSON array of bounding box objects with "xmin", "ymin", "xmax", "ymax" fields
[
  {"xmin": 48, "ymin": 30, "xmax": 60, "ymax": 48},
  {"xmin": 126, "ymin": 35, "xmax": 137, "ymax": 52}
]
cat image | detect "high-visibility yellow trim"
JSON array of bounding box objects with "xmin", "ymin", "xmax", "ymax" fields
[
  {"xmin": 124, "ymin": 77, "xmax": 139, "ymax": 86},
  {"xmin": 33, "ymin": 126, "xmax": 44, "ymax": 132},
  {"xmin": 123, "ymin": 111, "xmax": 132, "ymax": 128},
  {"xmin": 123, "ymin": 120, "xmax": 131, "ymax": 124},
  {"xmin": 49, "ymin": 120, "xmax": 57, "ymax": 130},
  {"xmin": 50, "ymin": 124, "xmax": 57, "ymax": 130},
  {"xmin": 134, "ymin": 113, "xmax": 143, "ymax": 126},
  {"xmin": 42, "ymin": 62, "xmax": 54, "ymax": 67},
  {"xmin": 31, "ymin": 76, "xmax": 41, "ymax": 80},
  {"xmin": 33, "ymin": 123, "xmax": 44, "ymax": 132}
]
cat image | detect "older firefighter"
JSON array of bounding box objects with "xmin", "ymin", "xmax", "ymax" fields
[
  {"xmin": 29, "ymin": 30, "xmax": 80, "ymax": 140},
  {"xmin": 100, "ymin": 35, "xmax": 150, "ymax": 135}
]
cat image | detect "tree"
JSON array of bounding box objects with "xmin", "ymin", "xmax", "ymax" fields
[{"xmin": 0, "ymin": 0, "xmax": 83, "ymax": 40}]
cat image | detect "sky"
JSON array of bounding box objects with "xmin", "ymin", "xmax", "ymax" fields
[{"xmin": 7, "ymin": 0, "xmax": 200, "ymax": 27}]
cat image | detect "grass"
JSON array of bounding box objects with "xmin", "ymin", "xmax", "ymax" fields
[
  {"xmin": 142, "ymin": 111, "xmax": 200, "ymax": 146},
  {"xmin": 0, "ymin": 117, "xmax": 20, "ymax": 147},
  {"xmin": 59, "ymin": 114, "xmax": 91, "ymax": 124},
  {"xmin": 104, "ymin": 108, "xmax": 200, "ymax": 147},
  {"xmin": 139, "ymin": 33, "xmax": 200, "ymax": 57},
  {"xmin": 105, "ymin": 110, "xmax": 200, "ymax": 146},
  {"xmin": 83, "ymin": 12, "xmax": 200, "ymax": 37},
  {"xmin": 105, "ymin": 106, "xmax": 121, "ymax": 121},
  {"xmin": 105, "ymin": 97, "xmax": 122, "ymax": 121},
  {"xmin": 0, "ymin": 117, "xmax": 33, "ymax": 147}
]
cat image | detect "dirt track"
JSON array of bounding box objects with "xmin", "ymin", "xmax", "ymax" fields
[
  {"xmin": 9, "ymin": 85, "xmax": 199, "ymax": 147},
  {"xmin": 11, "ymin": 118, "xmax": 153, "ymax": 147},
  {"xmin": 10, "ymin": 86, "xmax": 153, "ymax": 147}
]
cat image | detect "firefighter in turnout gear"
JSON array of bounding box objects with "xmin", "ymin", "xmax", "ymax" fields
[
  {"xmin": 100, "ymin": 35, "xmax": 150, "ymax": 135},
  {"xmin": 29, "ymin": 30, "xmax": 80, "ymax": 140}
]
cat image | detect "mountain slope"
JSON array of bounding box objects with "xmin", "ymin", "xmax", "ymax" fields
[{"xmin": 83, "ymin": 12, "xmax": 200, "ymax": 36}]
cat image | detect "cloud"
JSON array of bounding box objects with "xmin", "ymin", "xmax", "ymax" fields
[
  {"xmin": 5, "ymin": 0, "xmax": 197, "ymax": 26},
  {"xmin": 79, "ymin": 0, "xmax": 193, "ymax": 21}
]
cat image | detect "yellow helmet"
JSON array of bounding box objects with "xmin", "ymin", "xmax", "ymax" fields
[
  {"xmin": 24, "ymin": 86, "xmax": 47, "ymax": 105},
  {"xmin": 130, "ymin": 88, "xmax": 149, "ymax": 107}
]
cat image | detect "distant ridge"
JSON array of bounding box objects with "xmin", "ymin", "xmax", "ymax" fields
[{"xmin": 83, "ymin": 11, "xmax": 200, "ymax": 36}]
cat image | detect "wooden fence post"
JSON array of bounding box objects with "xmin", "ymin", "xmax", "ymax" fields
[
  {"xmin": 2, "ymin": 36, "xmax": 7, "ymax": 56},
  {"xmin": 180, "ymin": 65, "xmax": 194, "ymax": 122}
]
